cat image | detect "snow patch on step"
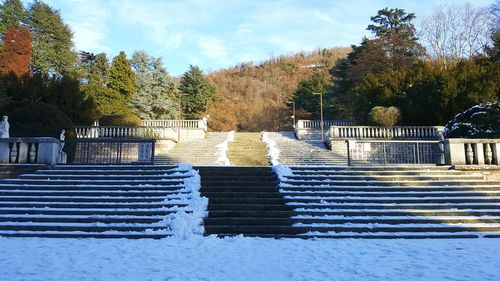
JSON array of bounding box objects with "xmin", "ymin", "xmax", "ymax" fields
[
  {"xmin": 215, "ymin": 131, "xmax": 235, "ymax": 166},
  {"xmin": 261, "ymin": 132, "xmax": 280, "ymax": 165}
]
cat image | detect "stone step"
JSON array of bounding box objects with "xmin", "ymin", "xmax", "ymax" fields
[
  {"xmin": 207, "ymin": 210, "xmax": 295, "ymax": 218},
  {"xmin": 205, "ymin": 225, "xmax": 500, "ymax": 235},
  {"xmin": 0, "ymin": 224, "xmax": 167, "ymax": 232},
  {"xmin": 0, "ymin": 202, "xmax": 186, "ymax": 209},
  {"xmin": 284, "ymin": 175, "xmax": 484, "ymax": 181},
  {"xmin": 285, "ymin": 197, "xmax": 500, "ymax": 204},
  {"xmin": 280, "ymin": 186, "xmax": 500, "ymax": 192},
  {"xmin": 281, "ymin": 180, "xmax": 496, "ymax": 186},
  {"xmin": 0, "ymin": 232, "xmax": 170, "ymax": 239},
  {"xmin": 0, "ymin": 208, "xmax": 180, "ymax": 216},
  {"xmin": 204, "ymin": 217, "xmax": 500, "ymax": 226},
  {"xmin": 208, "ymin": 204, "xmax": 293, "ymax": 211},
  {"xmin": 0, "ymin": 184, "xmax": 183, "ymax": 191},
  {"xmin": 201, "ymin": 192, "xmax": 284, "ymax": 199},
  {"xmin": 0, "ymin": 190, "xmax": 188, "ymax": 197},
  {"xmin": 0, "ymin": 216, "xmax": 162, "ymax": 224},
  {"xmin": 19, "ymin": 174, "xmax": 189, "ymax": 180},
  {"xmin": 0, "ymin": 179, "xmax": 184, "ymax": 185},
  {"xmin": 280, "ymin": 191, "xmax": 500, "ymax": 197},
  {"xmin": 0, "ymin": 196, "xmax": 179, "ymax": 203}
]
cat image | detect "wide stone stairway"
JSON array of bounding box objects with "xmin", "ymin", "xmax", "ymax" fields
[
  {"xmin": 227, "ymin": 132, "xmax": 269, "ymax": 166},
  {"xmin": 155, "ymin": 132, "xmax": 230, "ymax": 165},
  {"xmin": 264, "ymin": 132, "xmax": 347, "ymax": 165},
  {"xmin": 0, "ymin": 165, "xmax": 197, "ymax": 238},
  {"xmin": 278, "ymin": 166, "xmax": 500, "ymax": 238}
]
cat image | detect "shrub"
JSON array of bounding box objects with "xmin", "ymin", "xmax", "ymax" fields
[
  {"xmin": 99, "ymin": 114, "xmax": 142, "ymax": 126},
  {"xmin": 369, "ymin": 106, "xmax": 401, "ymax": 126},
  {"xmin": 444, "ymin": 103, "xmax": 500, "ymax": 138},
  {"xmin": 9, "ymin": 102, "xmax": 75, "ymax": 138}
]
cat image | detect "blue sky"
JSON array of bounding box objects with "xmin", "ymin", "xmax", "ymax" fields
[{"xmin": 34, "ymin": 0, "xmax": 496, "ymax": 76}]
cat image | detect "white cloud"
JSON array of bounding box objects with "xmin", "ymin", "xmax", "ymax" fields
[
  {"xmin": 198, "ymin": 36, "xmax": 228, "ymax": 61},
  {"xmin": 46, "ymin": 0, "xmax": 112, "ymax": 52}
]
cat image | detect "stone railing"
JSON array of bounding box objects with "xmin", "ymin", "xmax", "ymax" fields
[
  {"xmin": 329, "ymin": 126, "xmax": 445, "ymax": 140},
  {"xmin": 444, "ymin": 139, "xmax": 499, "ymax": 166},
  {"xmin": 295, "ymin": 120, "xmax": 356, "ymax": 140},
  {"xmin": 75, "ymin": 126, "xmax": 177, "ymax": 140},
  {"xmin": 296, "ymin": 119, "xmax": 356, "ymax": 129},
  {"xmin": 0, "ymin": 137, "xmax": 61, "ymax": 165},
  {"xmin": 142, "ymin": 119, "xmax": 208, "ymax": 131}
]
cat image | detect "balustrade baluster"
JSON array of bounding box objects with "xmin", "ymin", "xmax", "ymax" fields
[
  {"xmin": 484, "ymin": 143, "xmax": 493, "ymax": 165},
  {"xmin": 465, "ymin": 143, "xmax": 474, "ymax": 164},
  {"xmin": 10, "ymin": 143, "xmax": 18, "ymax": 163},
  {"xmin": 29, "ymin": 143, "xmax": 36, "ymax": 163}
]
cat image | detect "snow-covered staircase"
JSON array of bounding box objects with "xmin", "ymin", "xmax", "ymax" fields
[
  {"xmin": 263, "ymin": 132, "xmax": 346, "ymax": 165},
  {"xmin": 0, "ymin": 165, "xmax": 204, "ymax": 238},
  {"xmin": 278, "ymin": 165, "xmax": 500, "ymax": 238},
  {"xmin": 155, "ymin": 132, "xmax": 231, "ymax": 165}
]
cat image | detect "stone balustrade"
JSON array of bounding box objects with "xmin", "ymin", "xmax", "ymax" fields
[
  {"xmin": 295, "ymin": 120, "xmax": 356, "ymax": 140},
  {"xmin": 444, "ymin": 139, "xmax": 499, "ymax": 166},
  {"xmin": 296, "ymin": 119, "xmax": 356, "ymax": 129},
  {"xmin": 329, "ymin": 125, "xmax": 444, "ymax": 140},
  {"xmin": 75, "ymin": 126, "xmax": 177, "ymax": 140},
  {"xmin": 142, "ymin": 119, "xmax": 208, "ymax": 131},
  {"xmin": 0, "ymin": 137, "xmax": 61, "ymax": 165}
]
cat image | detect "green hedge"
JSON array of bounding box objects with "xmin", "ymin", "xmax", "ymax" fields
[
  {"xmin": 9, "ymin": 102, "xmax": 75, "ymax": 138},
  {"xmin": 99, "ymin": 114, "xmax": 142, "ymax": 126}
]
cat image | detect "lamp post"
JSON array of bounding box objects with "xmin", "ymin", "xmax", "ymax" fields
[
  {"xmin": 178, "ymin": 93, "xmax": 188, "ymax": 142},
  {"xmin": 286, "ymin": 101, "xmax": 296, "ymax": 128},
  {"xmin": 313, "ymin": 92, "xmax": 324, "ymax": 141}
]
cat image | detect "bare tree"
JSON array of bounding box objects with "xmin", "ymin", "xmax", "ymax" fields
[{"xmin": 419, "ymin": 2, "xmax": 493, "ymax": 65}]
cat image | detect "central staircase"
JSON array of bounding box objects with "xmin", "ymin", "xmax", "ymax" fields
[
  {"xmin": 227, "ymin": 132, "xmax": 269, "ymax": 166},
  {"xmin": 199, "ymin": 166, "xmax": 295, "ymax": 237}
]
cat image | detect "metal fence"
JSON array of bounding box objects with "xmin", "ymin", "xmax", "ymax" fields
[
  {"xmin": 348, "ymin": 140, "xmax": 444, "ymax": 165},
  {"xmin": 60, "ymin": 138, "xmax": 155, "ymax": 165}
]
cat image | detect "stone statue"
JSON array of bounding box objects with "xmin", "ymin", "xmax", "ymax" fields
[
  {"xmin": 59, "ymin": 130, "xmax": 65, "ymax": 152},
  {"xmin": 0, "ymin": 116, "xmax": 9, "ymax": 139}
]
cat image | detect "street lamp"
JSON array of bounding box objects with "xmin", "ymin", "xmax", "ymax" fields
[
  {"xmin": 313, "ymin": 92, "xmax": 324, "ymax": 141},
  {"xmin": 178, "ymin": 93, "xmax": 188, "ymax": 142},
  {"xmin": 286, "ymin": 101, "xmax": 296, "ymax": 128}
]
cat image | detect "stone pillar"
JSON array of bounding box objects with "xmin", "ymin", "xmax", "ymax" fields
[
  {"xmin": 0, "ymin": 142, "xmax": 9, "ymax": 163},
  {"xmin": 443, "ymin": 139, "xmax": 466, "ymax": 165},
  {"xmin": 36, "ymin": 138, "xmax": 60, "ymax": 165}
]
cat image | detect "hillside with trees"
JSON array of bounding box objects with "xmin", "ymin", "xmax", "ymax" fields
[{"xmin": 206, "ymin": 48, "xmax": 350, "ymax": 131}]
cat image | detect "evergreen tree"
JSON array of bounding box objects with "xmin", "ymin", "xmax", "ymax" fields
[
  {"xmin": 292, "ymin": 75, "xmax": 329, "ymax": 119},
  {"xmin": 0, "ymin": 0, "xmax": 25, "ymax": 36},
  {"xmin": 108, "ymin": 51, "xmax": 135, "ymax": 108},
  {"xmin": 26, "ymin": 0, "xmax": 76, "ymax": 76},
  {"xmin": 80, "ymin": 52, "xmax": 119, "ymax": 117},
  {"xmin": 130, "ymin": 51, "xmax": 177, "ymax": 119},
  {"xmin": 367, "ymin": 7, "xmax": 424, "ymax": 71},
  {"xmin": 178, "ymin": 65, "xmax": 216, "ymax": 119}
]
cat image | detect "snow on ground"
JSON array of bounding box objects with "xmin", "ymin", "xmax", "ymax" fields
[{"xmin": 1, "ymin": 236, "xmax": 499, "ymax": 281}]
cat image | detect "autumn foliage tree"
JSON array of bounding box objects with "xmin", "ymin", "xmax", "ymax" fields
[{"xmin": 0, "ymin": 27, "xmax": 31, "ymax": 76}]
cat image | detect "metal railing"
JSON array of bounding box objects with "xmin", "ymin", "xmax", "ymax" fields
[
  {"xmin": 347, "ymin": 140, "xmax": 444, "ymax": 165},
  {"xmin": 330, "ymin": 125, "xmax": 444, "ymax": 140},
  {"xmin": 61, "ymin": 138, "xmax": 155, "ymax": 165}
]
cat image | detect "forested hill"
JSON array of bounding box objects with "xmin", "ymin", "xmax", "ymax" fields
[{"xmin": 205, "ymin": 48, "xmax": 350, "ymax": 131}]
